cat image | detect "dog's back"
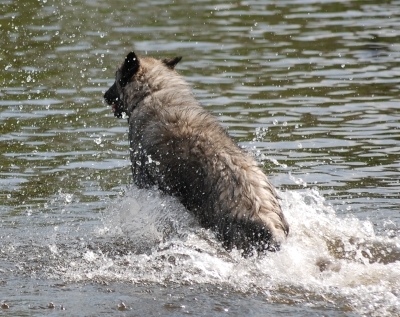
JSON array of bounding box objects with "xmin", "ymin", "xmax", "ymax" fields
[{"xmin": 104, "ymin": 52, "xmax": 289, "ymax": 254}]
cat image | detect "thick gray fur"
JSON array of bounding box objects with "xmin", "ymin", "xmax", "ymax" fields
[{"xmin": 104, "ymin": 52, "xmax": 289, "ymax": 255}]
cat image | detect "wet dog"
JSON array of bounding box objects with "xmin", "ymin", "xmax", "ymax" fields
[{"xmin": 104, "ymin": 51, "xmax": 289, "ymax": 254}]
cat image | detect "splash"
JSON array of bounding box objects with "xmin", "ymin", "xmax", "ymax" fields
[
  {"xmin": 4, "ymin": 178, "xmax": 397, "ymax": 315},
  {"xmin": 38, "ymin": 185, "xmax": 398, "ymax": 316}
]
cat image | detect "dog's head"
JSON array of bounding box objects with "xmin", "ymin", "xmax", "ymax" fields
[{"xmin": 103, "ymin": 51, "xmax": 182, "ymax": 118}]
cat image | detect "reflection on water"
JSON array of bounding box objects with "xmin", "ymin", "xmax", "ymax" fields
[{"xmin": 1, "ymin": 0, "xmax": 400, "ymax": 316}]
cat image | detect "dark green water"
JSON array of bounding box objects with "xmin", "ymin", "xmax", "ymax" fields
[{"xmin": 1, "ymin": 0, "xmax": 399, "ymax": 316}]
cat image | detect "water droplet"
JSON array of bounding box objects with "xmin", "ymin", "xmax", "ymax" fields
[
  {"xmin": 65, "ymin": 194, "xmax": 73, "ymax": 203},
  {"xmin": 94, "ymin": 137, "xmax": 102, "ymax": 145},
  {"xmin": 5, "ymin": 64, "xmax": 12, "ymax": 70},
  {"xmin": 26, "ymin": 75, "xmax": 32, "ymax": 82},
  {"xmin": 298, "ymin": 143, "xmax": 303, "ymax": 149},
  {"xmin": 341, "ymin": 64, "xmax": 345, "ymax": 68},
  {"xmin": 118, "ymin": 302, "xmax": 127, "ymax": 311},
  {"xmin": 273, "ymin": 119, "xmax": 278, "ymax": 125}
]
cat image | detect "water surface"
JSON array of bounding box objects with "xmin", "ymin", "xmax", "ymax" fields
[{"xmin": 1, "ymin": 0, "xmax": 400, "ymax": 316}]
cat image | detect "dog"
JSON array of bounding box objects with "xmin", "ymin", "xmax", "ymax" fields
[{"xmin": 104, "ymin": 51, "xmax": 289, "ymax": 255}]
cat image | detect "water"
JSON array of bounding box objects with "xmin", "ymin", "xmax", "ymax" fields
[{"xmin": 1, "ymin": 0, "xmax": 400, "ymax": 316}]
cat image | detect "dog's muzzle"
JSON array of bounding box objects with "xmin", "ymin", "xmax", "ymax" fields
[{"xmin": 104, "ymin": 82, "xmax": 125, "ymax": 118}]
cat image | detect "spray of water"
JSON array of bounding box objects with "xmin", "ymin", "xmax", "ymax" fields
[{"xmin": 35, "ymin": 183, "xmax": 397, "ymax": 316}]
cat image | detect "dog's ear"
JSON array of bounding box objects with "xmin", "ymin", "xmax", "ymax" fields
[
  {"xmin": 119, "ymin": 51, "xmax": 140, "ymax": 87},
  {"xmin": 162, "ymin": 56, "xmax": 182, "ymax": 69}
]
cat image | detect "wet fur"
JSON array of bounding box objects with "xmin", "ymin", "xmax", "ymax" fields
[{"xmin": 104, "ymin": 52, "xmax": 289, "ymax": 254}]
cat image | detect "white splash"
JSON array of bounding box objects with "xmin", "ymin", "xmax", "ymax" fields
[{"xmin": 54, "ymin": 186, "xmax": 399, "ymax": 316}]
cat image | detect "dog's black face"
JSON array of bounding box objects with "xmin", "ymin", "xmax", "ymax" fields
[
  {"xmin": 103, "ymin": 81, "xmax": 124, "ymax": 118},
  {"xmin": 104, "ymin": 51, "xmax": 182, "ymax": 118},
  {"xmin": 103, "ymin": 52, "xmax": 140, "ymax": 118}
]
